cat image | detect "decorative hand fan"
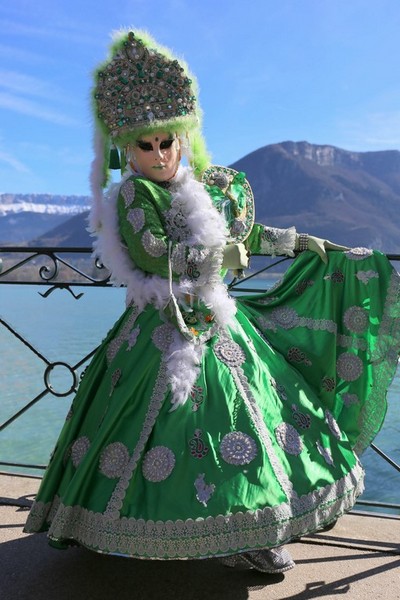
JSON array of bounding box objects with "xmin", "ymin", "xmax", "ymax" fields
[{"xmin": 202, "ymin": 166, "xmax": 255, "ymax": 243}]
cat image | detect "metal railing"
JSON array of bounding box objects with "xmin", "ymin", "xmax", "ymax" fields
[{"xmin": 0, "ymin": 247, "xmax": 399, "ymax": 513}]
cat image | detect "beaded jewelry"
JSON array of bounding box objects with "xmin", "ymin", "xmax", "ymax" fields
[{"xmin": 298, "ymin": 233, "xmax": 309, "ymax": 252}]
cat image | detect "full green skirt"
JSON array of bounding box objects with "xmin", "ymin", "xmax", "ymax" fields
[{"xmin": 25, "ymin": 249, "xmax": 400, "ymax": 558}]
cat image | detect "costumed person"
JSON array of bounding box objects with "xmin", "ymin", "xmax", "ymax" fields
[{"xmin": 25, "ymin": 30, "xmax": 400, "ymax": 574}]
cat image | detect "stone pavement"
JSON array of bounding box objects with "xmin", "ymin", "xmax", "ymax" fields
[{"xmin": 0, "ymin": 474, "xmax": 399, "ymax": 600}]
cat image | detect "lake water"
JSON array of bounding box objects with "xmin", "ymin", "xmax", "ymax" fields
[{"xmin": 0, "ymin": 281, "xmax": 399, "ymax": 513}]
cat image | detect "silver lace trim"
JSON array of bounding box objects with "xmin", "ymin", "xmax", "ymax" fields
[
  {"xmin": 104, "ymin": 361, "xmax": 169, "ymax": 518},
  {"xmin": 171, "ymin": 242, "xmax": 187, "ymax": 275},
  {"xmin": 259, "ymin": 226, "xmax": 296, "ymax": 257},
  {"xmin": 258, "ymin": 307, "xmax": 337, "ymax": 334},
  {"xmin": 355, "ymin": 268, "xmax": 400, "ymax": 454},
  {"xmin": 27, "ymin": 463, "xmax": 364, "ymax": 557},
  {"xmin": 107, "ymin": 305, "xmax": 139, "ymax": 365},
  {"xmin": 163, "ymin": 201, "xmax": 190, "ymax": 242}
]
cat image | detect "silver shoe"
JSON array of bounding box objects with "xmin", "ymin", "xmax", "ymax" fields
[{"xmin": 220, "ymin": 546, "xmax": 295, "ymax": 574}]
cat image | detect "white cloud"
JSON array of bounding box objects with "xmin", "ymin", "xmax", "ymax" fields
[
  {"xmin": 0, "ymin": 42, "xmax": 49, "ymax": 65},
  {"xmin": 0, "ymin": 18, "xmax": 98, "ymax": 46},
  {"xmin": 336, "ymin": 111, "xmax": 400, "ymax": 150},
  {"xmin": 0, "ymin": 70, "xmax": 67, "ymax": 101},
  {"xmin": 0, "ymin": 149, "xmax": 30, "ymax": 173},
  {"xmin": 0, "ymin": 91, "xmax": 80, "ymax": 126}
]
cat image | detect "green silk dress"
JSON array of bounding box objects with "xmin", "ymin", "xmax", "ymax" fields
[{"xmin": 24, "ymin": 166, "xmax": 400, "ymax": 559}]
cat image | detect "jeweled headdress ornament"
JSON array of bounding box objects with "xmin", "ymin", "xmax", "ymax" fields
[{"xmin": 93, "ymin": 31, "xmax": 198, "ymax": 144}]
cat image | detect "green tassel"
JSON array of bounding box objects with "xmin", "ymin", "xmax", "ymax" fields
[
  {"xmin": 109, "ymin": 145, "xmax": 121, "ymax": 169},
  {"xmin": 120, "ymin": 149, "xmax": 127, "ymax": 176}
]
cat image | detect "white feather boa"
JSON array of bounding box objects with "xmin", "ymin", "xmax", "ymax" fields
[{"xmin": 88, "ymin": 166, "xmax": 237, "ymax": 408}]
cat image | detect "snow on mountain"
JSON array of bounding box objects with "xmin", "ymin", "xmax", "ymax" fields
[{"xmin": 0, "ymin": 193, "xmax": 91, "ymax": 216}]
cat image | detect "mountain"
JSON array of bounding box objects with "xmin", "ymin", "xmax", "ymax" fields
[
  {"xmin": 230, "ymin": 141, "xmax": 400, "ymax": 252},
  {"xmin": 0, "ymin": 193, "xmax": 90, "ymax": 245},
  {"xmin": 29, "ymin": 211, "xmax": 92, "ymax": 247},
  {"xmin": 3, "ymin": 142, "xmax": 400, "ymax": 252}
]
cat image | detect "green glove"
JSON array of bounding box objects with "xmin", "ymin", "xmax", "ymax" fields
[
  {"xmin": 296, "ymin": 234, "xmax": 350, "ymax": 264},
  {"xmin": 222, "ymin": 243, "xmax": 249, "ymax": 269}
]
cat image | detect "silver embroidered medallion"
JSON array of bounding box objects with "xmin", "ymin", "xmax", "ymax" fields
[
  {"xmin": 336, "ymin": 353, "xmax": 363, "ymax": 382},
  {"xmin": 152, "ymin": 323, "xmax": 174, "ymax": 352},
  {"xmin": 270, "ymin": 307, "xmax": 300, "ymax": 329},
  {"xmin": 220, "ymin": 431, "xmax": 258, "ymax": 465},
  {"xmin": 99, "ymin": 442, "xmax": 130, "ymax": 479},
  {"xmin": 214, "ymin": 338, "xmax": 246, "ymax": 367},
  {"xmin": 142, "ymin": 446, "xmax": 176, "ymax": 482},
  {"xmin": 343, "ymin": 306, "xmax": 368, "ymax": 333},
  {"xmin": 71, "ymin": 436, "xmax": 91, "ymax": 468}
]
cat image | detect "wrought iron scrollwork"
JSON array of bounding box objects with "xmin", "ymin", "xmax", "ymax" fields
[
  {"xmin": 0, "ymin": 247, "xmax": 110, "ymax": 291},
  {"xmin": 0, "ymin": 246, "xmax": 399, "ymax": 514}
]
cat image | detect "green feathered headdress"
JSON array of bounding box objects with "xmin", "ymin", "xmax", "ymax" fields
[{"xmin": 92, "ymin": 29, "xmax": 210, "ymax": 185}]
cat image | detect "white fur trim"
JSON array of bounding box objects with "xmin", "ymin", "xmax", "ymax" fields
[
  {"xmin": 89, "ymin": 126, "xmax": 107, "ymax": 233},
  {"xmin": 167, "ymin": 331, "xmax": 203, "ymax": 411},
  {"xmin": 88, "ymin": 166, "xmax": 237, "ymax": 407}
]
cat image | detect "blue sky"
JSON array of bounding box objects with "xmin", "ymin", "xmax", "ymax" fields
[{"xmin": 1, "ymin": 0, "xmax": 400, "ymax": 195}]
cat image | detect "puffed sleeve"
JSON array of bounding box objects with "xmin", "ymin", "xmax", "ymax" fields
[
  {"xmin": 117, "ymin": 177, "xmax": 222, "ymax": 283},
  {"xmin": 246, "ymin": 223, "xmax": 297, "ymax": 257},
  {"xmin": 118, "ymin": 178, "xmax": 171, "ymax": 277}
]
